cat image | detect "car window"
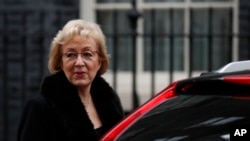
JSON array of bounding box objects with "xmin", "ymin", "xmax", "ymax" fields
[{"xmin": 116, "ymin": 95, "xmax": 250, "ymax": 141}]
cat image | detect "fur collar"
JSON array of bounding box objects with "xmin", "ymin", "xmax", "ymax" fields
[
  {"xmin": 39, "ymin": 71, "xmax": 119, "ymax": 140},
  {"xmin": 40, "ymin": 71, "xmax": 115, "ymax": 103}
]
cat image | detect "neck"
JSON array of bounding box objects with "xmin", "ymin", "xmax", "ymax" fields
[
  {"xmin": 77, "ymin": 84, "xmax": 92, "ymax": 107},
  {"xmin": 77, "ymin": 83, "xmax": 91, "ymax": 96}
]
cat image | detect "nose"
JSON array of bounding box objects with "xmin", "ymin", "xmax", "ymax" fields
[{"xmin": 75, "ymin": 55, "xmax": 85, "ymax": 66}]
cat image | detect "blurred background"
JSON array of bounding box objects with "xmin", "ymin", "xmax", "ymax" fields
[{"xmin": 1, "ymin": 0, "xmax": 250, "ymax": 140}]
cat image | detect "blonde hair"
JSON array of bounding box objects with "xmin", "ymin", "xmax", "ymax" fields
[{"xmin": 48, "ymin": 19, "xmax": 109, "ymax": 76}]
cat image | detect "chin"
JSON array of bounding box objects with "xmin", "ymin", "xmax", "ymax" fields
[{"xmin": 72, "ymin": 80, "xmax": 91, "ymax": 87}]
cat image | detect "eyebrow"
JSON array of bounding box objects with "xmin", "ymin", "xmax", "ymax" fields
[
  {"xmin": 82, "ymin": 47, "xmax": 93, "ymax": 50},
  {"xmin": 64, "ymin": 46, "xmax": 95, "ymax": 52},
  {"xmin": 64, "ymin": 48, "xmax": 76, "ymax": 52}
]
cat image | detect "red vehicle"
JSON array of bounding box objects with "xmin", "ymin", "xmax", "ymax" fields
[{"xmin": 100, "ymin": 61, "xmax": 250, "ymax": 141}]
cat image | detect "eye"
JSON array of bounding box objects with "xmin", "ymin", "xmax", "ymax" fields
[
  {"xmin": 66, "ymin": 52, "xmax": 77, "ymax": 58},
  {"xmin": 82, "ymin": 51, "xmax": 94, "ymax": 57}
]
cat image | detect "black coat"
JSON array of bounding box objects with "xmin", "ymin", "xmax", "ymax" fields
[{"xmin": 17, "ymin": 71, "xmax": 124, "ymax": 141}]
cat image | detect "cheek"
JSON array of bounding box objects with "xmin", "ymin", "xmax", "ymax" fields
[
  {"xmin": 61, "ymin": 61, "xmax": 73, "ymax": 72},
  {"xmin": 97, "ymin": 60, "xmax": 101, "ymax": 70},
  {"xmin": 89, "ymin": 61, "xmax": 101, "ymax": 75},
  {"xmin": 95, "ymin": 60, "xmax": 101, "ymax": 72},
  {"xmin": 90, "ymin": 63, "xmax": 100, "ymax": 73}
]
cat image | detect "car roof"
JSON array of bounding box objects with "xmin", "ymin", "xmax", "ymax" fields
[
  {"xmin": 176, "ymin": 60, "xmax": 250, "ymax": 96},
  {"xmin": 176, "ymin": 70, "xmax": 250, "ymax": 96},
  {"xmin": 216, "ymin": 60, "xmax": 250, "ymax": 73}
]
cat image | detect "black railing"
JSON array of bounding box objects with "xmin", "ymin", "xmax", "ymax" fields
[{"xmin": 127, "ymin": 0, "xmax": 141, "ymax": 110}]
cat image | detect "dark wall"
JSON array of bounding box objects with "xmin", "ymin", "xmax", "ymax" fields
[
  {"xmin": 239, "ymin": 0, "xmax": 250, "ymax": 60},
  {"xmin": 0, "ymin": 1, "xmax": 79, "ymax": 141}
]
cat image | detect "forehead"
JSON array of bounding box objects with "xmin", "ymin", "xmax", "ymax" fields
[{"xmin": 62, "ymin": 35, "xmax": 98, "ymax": 51}]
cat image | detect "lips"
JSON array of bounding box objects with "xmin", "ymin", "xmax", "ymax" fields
[{"xmin": 74, "ymin": 71, "xmax": 87, "ymax": 77}]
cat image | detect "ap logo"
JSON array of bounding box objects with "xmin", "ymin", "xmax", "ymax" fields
[
  {"xmin": 234, "ymin": 129, "xmax": 247, "ymax": 136},
  {"xmin": 231, "ymin": 126, "xmax": 250, "ymax": 141}
]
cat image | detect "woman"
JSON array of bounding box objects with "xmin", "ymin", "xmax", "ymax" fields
[{"xmin": 17, "ymin": 19, "xmax": 124, "ymax": 141}]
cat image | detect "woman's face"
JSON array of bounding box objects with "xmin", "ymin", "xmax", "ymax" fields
[{"xmin": 61, "ymin": 35, "xmax": 101, "ymax": 88}]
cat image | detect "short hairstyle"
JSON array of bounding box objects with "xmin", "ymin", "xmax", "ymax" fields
[{"xmin": 48, "ymin": 19, "xmax": 109, "ymax": 76}]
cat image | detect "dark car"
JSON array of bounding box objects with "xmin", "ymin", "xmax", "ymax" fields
[{"xmin": 100, "ymin": 61, "xmax": 250, "ymax": 141}]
